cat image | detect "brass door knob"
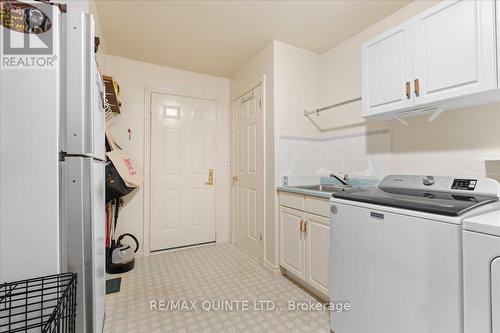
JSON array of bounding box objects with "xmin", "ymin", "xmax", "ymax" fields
[{"xmin": 205, "ymin": 169, "xmax": 214, "ymax": 185}]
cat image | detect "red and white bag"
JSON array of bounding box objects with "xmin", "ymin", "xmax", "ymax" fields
[{"xmin": 105, "ymin": 130, "xmax": 141, "ymax": 188}]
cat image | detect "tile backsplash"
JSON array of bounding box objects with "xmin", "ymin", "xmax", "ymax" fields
[{"xmin": 278, "ymin": 128, "xmax": 391, "ymax": 181}]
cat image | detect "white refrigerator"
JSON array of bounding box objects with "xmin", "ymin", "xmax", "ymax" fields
[{"xmin": 0, "ymin": 2, "xmax": 105, "ymax": 333}]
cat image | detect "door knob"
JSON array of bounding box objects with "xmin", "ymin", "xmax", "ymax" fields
[
  {"xmin": 231, "ymin": 175, "xmax": 239, "ymax": 185},
  {"xmin": 205, "ymin": 169, "xmax": 214, "ymax": 185}
]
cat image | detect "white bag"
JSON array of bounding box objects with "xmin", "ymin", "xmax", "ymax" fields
[{"xmin": 106, "ymin": 130, "xmax": 141, "ymax": 188}]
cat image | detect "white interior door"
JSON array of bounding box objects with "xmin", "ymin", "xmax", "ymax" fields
[
  {"xmin": 150, "ymin": 92, "xmax": 217, "ymax": 251},
  {"xmin": 231, "ymin": 85, "xmax": 264, "ymax": 261}
]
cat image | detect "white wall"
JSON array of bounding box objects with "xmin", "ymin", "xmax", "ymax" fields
[
  {"xmin": 317, "ymin": 0, "xmax": 500, "ymax": 179},
  {"xmin": 230, "ymin": 42, "xmax": 278, "ymax": 268},
  {"xmin": 269, "ymin": 0, "xmax": 500, "ymax": 182},
  {"xmin": 278, "ymin": 129, "xmax": 391, "ymax": 179},
  {"xmin": 272, "ymin": 40, "xmax": 393, "ymax": 181},
  {"xmin": 231, "ymin": 0, "xmax": 500, "ymax": 272},
  {"xmin": 105, "ymin": 55, "xmax": 230, "ymax": 256},
  {"xmin": 274, "ymin": 41, "xmax": 321, "ymax": 137}
]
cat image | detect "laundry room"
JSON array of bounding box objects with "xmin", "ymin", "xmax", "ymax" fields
[{"xmin": 1, "ymin": 0, "xmax": 500, "ymax": 332}]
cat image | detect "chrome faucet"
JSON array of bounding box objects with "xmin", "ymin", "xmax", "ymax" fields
[{"xmin": 330, "ymin": 173, "xmax": 350, "ymax": 187}]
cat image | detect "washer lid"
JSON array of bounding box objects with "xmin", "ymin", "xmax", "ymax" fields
[
  {"xmin": 333, "ymin": 187, "xmax": 498, "ymax": 216},
  {"xmin": 464, "ymin": 210, "xmax": 500, "ymax": 236}
]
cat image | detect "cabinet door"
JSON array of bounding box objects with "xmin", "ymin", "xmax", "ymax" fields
[
  {"xmin": 280, "ymin": 207, "xmax": 305, "ymax": 279},
  {"xmin": 413, "ymin": 0, "xmax": 496, "ymax": 105},
  {"xmin": 362, "ymin": 21, "xmax": 414, "ymax": 117},
  {"xmin": 305, "ymin": 213, "xmax": 330, "ymax": 296}
]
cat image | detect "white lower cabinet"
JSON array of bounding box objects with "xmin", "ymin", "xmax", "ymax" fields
[
  {"xmin": 305, "ymin": 213, "xmax": 330, "ymax": 296},
  {"xmin": 279, "ymin": 191, "xmax": 330, "ymax": 298},
  {"xmin": 280, "ymin": 207, "xmax": 305, "ymax": 279}
]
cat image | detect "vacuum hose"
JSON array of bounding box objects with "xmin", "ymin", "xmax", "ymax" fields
[{"xmin": 116, "ymin": 233, "xmax": 139, "ymax": 253}]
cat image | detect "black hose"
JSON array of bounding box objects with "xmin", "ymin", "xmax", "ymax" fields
[{"xmin": 117, "ymin": 233, "xmax": 139, "ymax": 253}]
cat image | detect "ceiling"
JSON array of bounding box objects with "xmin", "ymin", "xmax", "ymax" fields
[{"xmin": 95, "ymin": 0, "xmax": 410, "ymax": 78}]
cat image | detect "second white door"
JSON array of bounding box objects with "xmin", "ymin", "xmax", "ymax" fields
[
  {"xmin": 150, "ymin": 92, "xmax": 217, "ymax": 251},
  {"xmin": 231, "ymin": 85, "xmax": 264, "ymax": 261}
]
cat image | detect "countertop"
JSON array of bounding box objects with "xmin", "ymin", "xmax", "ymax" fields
[
  {"xmin": 276, "ymin": 186, "xmax": 333, "ymax": 199},
  {"xmin": 276, "ymin": 176, "xmax": 380, "ymax": 200}
]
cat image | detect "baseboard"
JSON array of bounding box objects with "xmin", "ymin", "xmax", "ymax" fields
[
  {"xmin": 263, "ymin": 260, "xmax": 280, "ymax": 275},
  {"xmin": 280, "ymin": 268, "xmax": 329, "ymax": 302}
]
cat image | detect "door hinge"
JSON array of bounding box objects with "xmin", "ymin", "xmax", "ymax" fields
[{"xmin": 259, "ymin": 233, "xmax": 262, "ymax": 242}]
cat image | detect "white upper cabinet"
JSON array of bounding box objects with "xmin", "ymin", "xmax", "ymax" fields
[
  {"xmin": 414, "ymin": 0, "xmax": 497, "ymax": 105},
  {"xmin": 362, "ymin": 0, "xmax": 499, "ymax": 118},
  {"xmin": 362, "ymin": 22, "xmax": 414, "ymax": 117}
]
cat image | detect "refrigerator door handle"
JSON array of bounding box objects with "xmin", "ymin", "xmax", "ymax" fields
[{"xmin": 60, "ymin": 152, "xmax": 106, "ymax": 162}]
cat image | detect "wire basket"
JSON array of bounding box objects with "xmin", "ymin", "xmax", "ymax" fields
[{"xmin": 0, "ymin": 273, "xmax": 77, "ymax": 333}]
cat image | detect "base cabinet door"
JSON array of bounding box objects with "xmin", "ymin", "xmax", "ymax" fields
[
  {"xmin": 413, "ymin": 0, "xmax": 497, "ymax": 105},
  {"xmin": 280, "ymin": 207, "xmax": 305, "ymax": 279},
  {"xmin": 305, "ymin": 214, "xmax": 330, "ymax": 296}
]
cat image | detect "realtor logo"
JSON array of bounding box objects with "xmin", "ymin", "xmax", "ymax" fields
[{"xmin": 1, "ymin": 0, "xmax": 56, "ymax": 69}]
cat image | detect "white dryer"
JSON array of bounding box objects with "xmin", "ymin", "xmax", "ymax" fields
[{"xmin": 464, "ymin": 210, "xmax": 500, "ymax": 333}]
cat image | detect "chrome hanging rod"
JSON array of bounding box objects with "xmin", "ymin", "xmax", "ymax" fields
[{"xmin": 304, "ymin": 97, "xmax": 362, "ymax": 116}]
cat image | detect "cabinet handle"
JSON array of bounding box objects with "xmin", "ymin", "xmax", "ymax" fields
[
  {"xmin": 414, "ymin": 79, "xmax": 420, "ymax": 97},
  {"xmin": 304, "ymin": 221, "xmax": 307, "ymax": 233},
  {"xmin": 300, "ymin": 220, "xmax": 303, "ymax": 232},
  {"xmin": 405, "ymin": 81, "xmax": 410, "ymax": 99}
]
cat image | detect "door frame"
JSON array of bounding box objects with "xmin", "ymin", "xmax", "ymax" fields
[
  {"xmin": 230, "ymin": 75, "xmax": 266, "ymax": 262},
  {"xmin": 143, "ymin": 86, "xmax": 221, "ymax": 255}
]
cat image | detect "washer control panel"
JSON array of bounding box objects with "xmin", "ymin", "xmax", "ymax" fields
[
  {"xmin": 379, "ymin": 175, "xmax": 499, "ymax": 196},
  {"xmin": 451, "ymin": 179, "xmax": 477, "ymax": 191}
]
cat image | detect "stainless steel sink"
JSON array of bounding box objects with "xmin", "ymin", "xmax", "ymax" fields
[{"xmin": 291, "ymin": 184, "xmax": 350, "ymax": 193}]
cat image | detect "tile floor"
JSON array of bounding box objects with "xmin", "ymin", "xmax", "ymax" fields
[{"xmin": 104, "ymin": 243, "xmax": 330, "ymax": 332}]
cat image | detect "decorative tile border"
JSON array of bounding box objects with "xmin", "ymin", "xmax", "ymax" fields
[{"xmin": 280, "ymin": 128, "xmax": 391, "ymax": 142}]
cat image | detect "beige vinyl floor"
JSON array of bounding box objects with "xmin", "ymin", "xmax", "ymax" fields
[{"xmin": 103, "ymin": 243, "xmax": 330, "ymax": 333}]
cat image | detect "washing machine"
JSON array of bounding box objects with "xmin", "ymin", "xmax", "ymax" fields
[
  {"xmin": 464, "ymin": 210, "xmax": 500, "ymax": 333},
  {"xmin": 330, "ymin": 175, "xmax": 500, "ymax": 333}
]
